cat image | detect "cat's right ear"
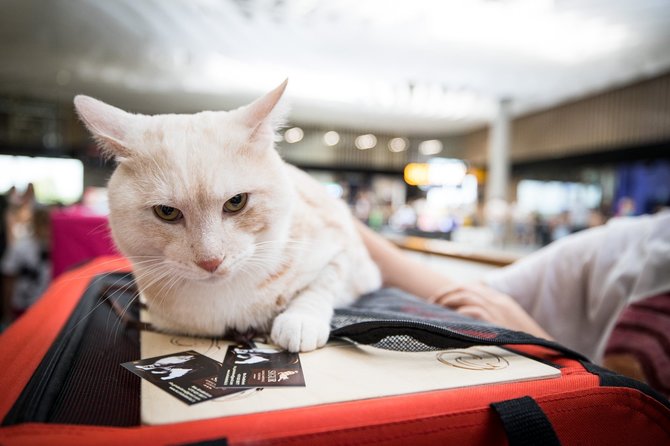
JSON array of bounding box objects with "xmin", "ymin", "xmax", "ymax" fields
[
  {"xmin": 74, "ymin": 95, "xmax": 134, "ymax": 161},
  {"xmin": 238, "ymin": 79, "xmax": 289, "ymax": 142}
]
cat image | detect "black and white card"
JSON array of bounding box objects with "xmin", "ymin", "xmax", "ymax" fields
[
  {"xmin": 217, "ymin": 346, "xmax": 305, "ymax": 388},
  {"xmin": 122, "ymin": 350, "xmax": 243, "ymax": 405}
]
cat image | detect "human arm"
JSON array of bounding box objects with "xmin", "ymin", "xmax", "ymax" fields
[
  {"xmin": 356, "ymin": 220, "xmax": 552, "ymax": 339},
  {"xmin": 355, "ymin": 220, "xmax": 458, "ymax": 299}
]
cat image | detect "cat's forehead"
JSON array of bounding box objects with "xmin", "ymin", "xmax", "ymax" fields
[
  {"xmin": 121, "ymin": 109, "xmax": 279, "ymax": 207},
  {"xmin": 142, "ymin": 111, "xmax": 248, "ymax": 150},
  {"xmin": 135, "ymin": 157, "xmax": 267, "ymax": 210}
]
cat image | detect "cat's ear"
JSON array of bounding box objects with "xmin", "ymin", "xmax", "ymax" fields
[
  {"xmin": 74, "ymin": 95, "xmax": 135, "ymax": 161},
  {"xmin": 238, "ymin": 79, "xmax": 289, "ymax": 142},
  {"xmin": 22, "ymin": 183, "xmax": 35, "ymax": 205}
]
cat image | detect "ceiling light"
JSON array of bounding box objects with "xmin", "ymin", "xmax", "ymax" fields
[
  {"xmin": 403, "ymin": 159, "xmax": 467, "ymax": 187},
  {"xmin": 404, "ymin": 163, "xmax": 429, "ymax": 186},
  {"xmin": 284, "ymin": 127, "xmax": 304, "ymax": 143},
  {"xmin": 419, "ymin": 140, "xmax": 443, "ymax": 156},
  {"xmin": 388, "ymin": 137, "xmax": 408, "ymax": 152},
  {"xmin": 427, "ymin": 158, "xmax": 467, "ymax": 186},
  {"xmin": 323, "ymin": 131, "xmax": 340, "ymax": 146},
  {"xmin": 355, "ymin": 134, "xmax": 377, "ymax": 150}
]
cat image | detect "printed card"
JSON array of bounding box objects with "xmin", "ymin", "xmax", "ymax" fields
[
  {"xmin": 122, "ymin": 350, "xmax": 244, "ymax": 405},
  {"xmin": 217, "ymin": 346, "xmax": 306, "ymax": 388}
]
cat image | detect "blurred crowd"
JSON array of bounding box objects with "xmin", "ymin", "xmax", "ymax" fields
[
  {"xmin": 0, "ymin": 184, "xmax": 53, "ymax": 329},
  {"xmin": 351, "ymin": 186, "xmax": 668, "ymax": 251}
]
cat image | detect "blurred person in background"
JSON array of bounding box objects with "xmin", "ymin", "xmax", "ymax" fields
[
  {"xmin": 616, "ymin": 196, "xmax": 637, "ymax": 217},
  {"xmin": 550, "ymin": 210, "xmax": 572, "ymax": 242},
  {"xmin": 587, "ymin": 208, "xmax": 607, "ymax": 228},
  {"xmin": 389, "ymin": 203, "xmax": 417, "ymax": 232},
  {"xmin": 353, "ymin": 189, "xmax": 373, "ymax": 223},
  {"xmin": 0, "ymin": 191, "xmax": 9, "ymax": 325},
  {"xmin": 1, "ymin": 185, "xmax": 51, "ymax": 329}
]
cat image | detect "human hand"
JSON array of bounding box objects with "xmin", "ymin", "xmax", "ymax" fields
[{"xmin": 429, "ymin": 282, "xmax": 553, "ymax": 340}]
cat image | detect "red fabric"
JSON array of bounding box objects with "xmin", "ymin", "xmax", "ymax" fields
[
  {"xmin": 1, "ymin": 386, "xmax": 669, "ymax": 445},
  {"xmin": 543, "ymin": 388, "xmax": 670, "ymax": 445},
  {"xmin": 1, "ymin": 257, "xmax": 670, "ymax": 445},
  {"xmin": 0, "ymin": 256, "xmax": 130, "ymax": 421},
  {"xmin": 50, "ymin": 207, "xmax": 117, "ymax": 278}
]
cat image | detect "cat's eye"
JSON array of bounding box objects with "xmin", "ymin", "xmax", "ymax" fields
[
  {"xmin": 153, "ymin": 205, "xmax": 183, "ymax": 222},
  {"xmin": 223, "ymin": 193, "xmax": 248, "ymax": 213}
]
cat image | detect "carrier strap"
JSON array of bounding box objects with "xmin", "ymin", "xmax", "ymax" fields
[{"xmin": 491, "ymin": 396, "xmax": 561, "ymax": 446}]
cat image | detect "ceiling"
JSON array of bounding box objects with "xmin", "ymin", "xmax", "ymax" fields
[{"xmin": 1, "ymin": 0, "xmax": 669, "ymax": 135}]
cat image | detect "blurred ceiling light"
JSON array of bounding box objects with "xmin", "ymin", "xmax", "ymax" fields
[
  {"xmin": 427, "ymin": 158, "xmax": 468, "ymax": 186},
  {"xmin": 284, "ymin": 127, "xmax": 304, "ymax": 143},
  {"xmin": 355, "ymin": 134, "xmax": 377, "ymax": 150},
  {"xmin": 184, "ymin": 55, "xmax": 493, "ymax": 122},
  {"xmin": 404, "ymin": 159, "xmax": 467, "ymax": 187},
  {"xmin": 345, "ymin": 0, "xmax": 629, "ymax": 64},
  {"xmin": 404, "ymin": 163, "xmax": 430, "ymax": 186},
  {"xmin": 388, "ymin": 137, "xmax": 408, "ymax": 153},
  {"xmin": 419, "ymin": 140, "xmax": 443, "ymax": 156},
  {"xmin": 323, "ymin": 131, "xmax": 340, "ymax": 146}
]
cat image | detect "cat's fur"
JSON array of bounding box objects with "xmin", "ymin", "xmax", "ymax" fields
[{"xmin": 74, "ymin": 81, "xmax": 381, "ymax": 352}]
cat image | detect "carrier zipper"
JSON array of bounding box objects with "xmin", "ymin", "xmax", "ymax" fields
[{"xmin": 331, "ymin": 317, "xmax": 590, "ymax": 362}]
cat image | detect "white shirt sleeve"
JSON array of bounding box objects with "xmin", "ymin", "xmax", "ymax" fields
[{"xmin": 484, "ymin": 211, "xmax": 670, "ymax": 363}]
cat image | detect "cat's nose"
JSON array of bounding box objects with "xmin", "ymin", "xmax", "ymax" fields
[{"xmin": 196, "ymin": 258, "xmax": 223, "ymax": 273}]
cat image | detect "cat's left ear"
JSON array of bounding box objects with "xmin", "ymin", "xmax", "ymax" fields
[
  {"xmin": 74, "ymin": 95, "xmax": 136, "ymax": 161},
  {"xmin": 238, "ymin": 79, "xmax": 289, "ymax": 141}
]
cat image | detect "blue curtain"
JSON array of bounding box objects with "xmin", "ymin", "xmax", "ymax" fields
[{"xmin": 614, "ymin": 160, "xmax": 670, "ymax": 215}]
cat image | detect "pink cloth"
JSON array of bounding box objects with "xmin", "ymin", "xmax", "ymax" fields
[{"xmin": 50, "ymin": 206, "xmax": 118, "ymax": 278}]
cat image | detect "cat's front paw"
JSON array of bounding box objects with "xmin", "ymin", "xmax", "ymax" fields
[{"xmin": 270, "ymin": 312, "xmax": 330, "ymax": 352}]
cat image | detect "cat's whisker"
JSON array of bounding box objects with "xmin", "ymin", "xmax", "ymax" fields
[
  {"xmin": 244, "ymin": 254, "xmax": 290, "ymax": 268},
  {"xmin": 106, "ymin": 263, "xmax": 170, "ymax": 335},
  {"xmin": 133, "ymin": 265, "xmax": 175, "ymax": 293},
  {"xmin": 72, "ymin": 269, "xmax": 146, "ymax": 333},
  {"xmin": 112, "ymin": 265, "xmax": 175, "ymax": 339},
  {"xmin": 251, "ymin": 245, "xmax": 308, "ymax": 255},
  {"xmin": 126, "ymin": 256, "xmax": 166, "ymax": 262},
  {"xmin": 113, "ymin": 264, "xmax": 177, "ymax": 336},
  {"xmin": 153, "ymin": 268, "xmax": 183, "ymax": 299},
  {"xmin": 143, "ymin": 262, "xmax": 183, "ymax": 301},
  {"xmin": 160, "ymin": 274, "xmax": 184, "ymax": 304},
  {"xmin": 108, "ymin": 263, "xmax": 176, "ymax": 337},
  {"xmin": 253, "ymin": 240, "xmax": 311, "ymax": 252},
  {"xmin": 31, "ymin": 264, "xmax": 166, "ymax": 390},
  {"xmin": 112, "ymin": 293, "xmax": 140, "ymax": 341},
  {"xmin": 59, "ymin": 256, "xmax": 163, "ymax": 286},
  {"xmin": 253, "ymin": 238, "xmax": 309, "ymax": 246},
  {"xmin": 124, "ymin": 264, "xmax": 167, "ymax": 286},
  {"xmin": 61, "ymin": 264, "xmax": 132, "ymax": 285},
  {"xmin": 154, "ymin": 278, "xmax": 177, "ymax": 316}
]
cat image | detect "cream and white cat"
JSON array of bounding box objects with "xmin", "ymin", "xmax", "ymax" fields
[{"xmin": 74, "ymin": 81, "xmax": 380, "ymax": 352}]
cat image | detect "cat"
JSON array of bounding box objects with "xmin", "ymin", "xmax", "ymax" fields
[{"xmin": 74, "ymin": 80, "xmax": 381, "ymax": 352}]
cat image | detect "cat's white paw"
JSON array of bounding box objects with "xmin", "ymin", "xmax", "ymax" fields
[{"xmin": 270, "ymin": 312, "xmax": 330, "ymax": 352}]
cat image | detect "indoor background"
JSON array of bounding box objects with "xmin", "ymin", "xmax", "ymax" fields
[{"xmin": 1, "ymin": 0, "xmax": 669, "ymax": 322}]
